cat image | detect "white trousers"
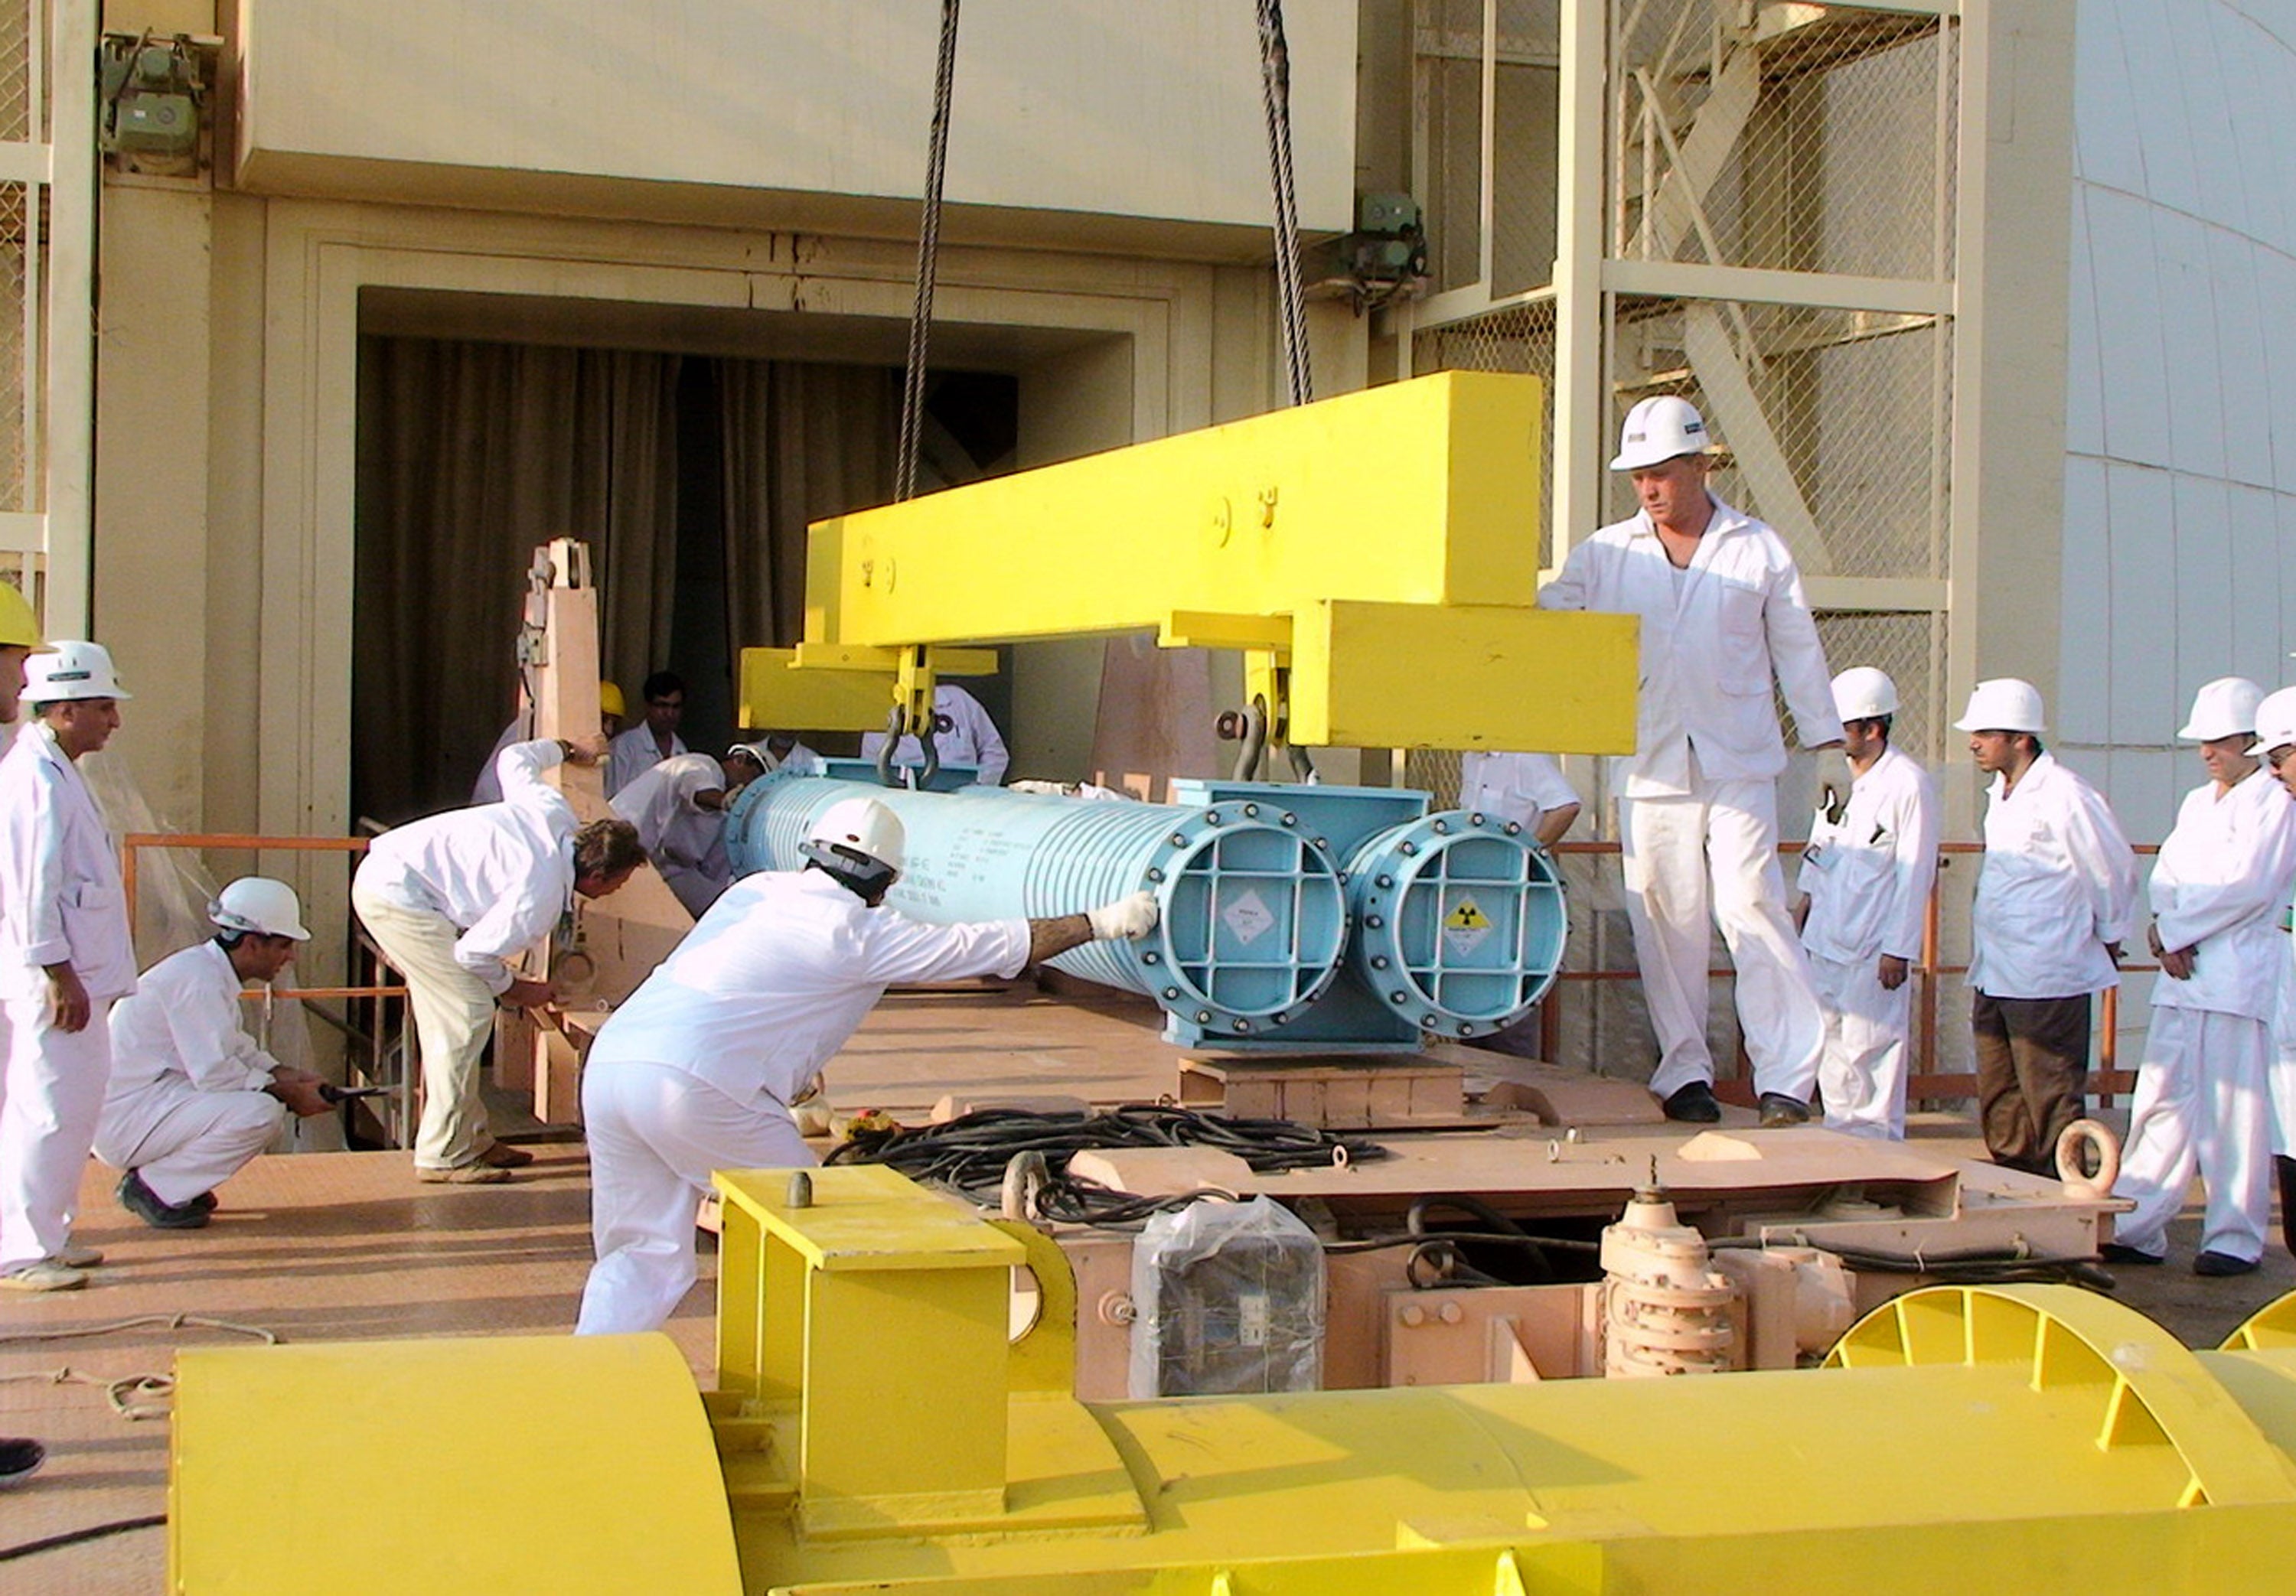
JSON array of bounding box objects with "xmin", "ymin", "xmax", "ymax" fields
[
  {"xmin": 1809, "ymin": 952, "xmax": 1910, "ymax": 1139},
  {"xmin": 94, "ymin": 1080, "xmax": 285, "ymax": 1208},
  {"xmin": 1619, "ymin": 778, "xmax": 1825, "ymax": 1102},
  {"xmin": 2114, "ymin": 1007, "xmax": 2272, "ymax": 1262},
  {"xmin": 353, "ymin": 880, "xmax": 498, "ymax": 1170},
  {"xmin": 0, "ymin": 994, "xmax": 113, "ymax": 1272},
  {"xmin": 575, "ymin": 1060, "xmax": 813, "ymax": 1336}
]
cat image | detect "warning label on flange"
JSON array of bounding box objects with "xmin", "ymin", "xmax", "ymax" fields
[
  {"xmin": 1442, "ymin": 896, "xmax": 1493, "ymax": 957},
  {"xmin": 1222, "ymin": 888, "xmax": 1275, "ymax": 945}
]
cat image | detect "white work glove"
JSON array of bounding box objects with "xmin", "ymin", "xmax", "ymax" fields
[
  {"xmin": 1812, "ymin": 745, "xmax": 1852, "ymax": 826},
  {"xmin": 1009, "ymin": 780, "xmax": 1071, "ymax": 796},
  {"xmin": 1087, "ymin": 889, "xmax": 1159, "ymax": 941}
]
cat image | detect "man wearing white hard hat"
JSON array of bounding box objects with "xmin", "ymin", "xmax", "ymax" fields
[
  {"xmin": 2251, "ymin": 685, "xmax": 2296, "ymax": 1257},
  {"xmin": 1539, "ymin": 395, "xmax": 1843, "ymax": 1125},
  {"xmin": 575, "ymin": 795, "xmax": 1159, "ymax": 1334},
  {"xmin": 1792, "ymin": 668, "xmax": 1939, "ymax": 1138},
  {"xmin": 1957, "ymin": 678, "xmax": 2138, "ymax": 1178},
  {"xmin": 0, "ymin": 584, "xmax": 52, "ymax": 1475},
  {"xmin": 96, "ymin": 878, "xmax": 334, "ymax": 1230},
  {"xmin": 0, "ymin": 641, "xmax": 139, "ymax": 1291},
  {"xmin": 2101, "ymin": 679, "xmax": 2296, "ymax": 1275}
]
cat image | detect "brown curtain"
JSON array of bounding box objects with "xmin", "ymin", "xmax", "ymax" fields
[
  {"xmin": 718, "ymin": 361, "xmax": 901, "ymax": 653},
  {"xmin": 353, "ymin": 336, "xmax": 681, "ymax": 825}
]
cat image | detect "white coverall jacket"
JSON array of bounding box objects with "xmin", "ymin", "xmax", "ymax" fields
[
  {"xmin": 1538, "ymin": 497, "xmax": 1841, "ymax": 1100},
  {"xmin": 610, "ymin": 752, "xmax": 731, "ymax": 917},
  {"xmin": 97, "ymin": 939, "xmax": 289, "ymax": 1207},
  {"xmin": 354, "ymin": 738, "xmax": 576, "ymax": 1169},
  {"xmin": 0, "ymin": 721, "xmax": 138, "ymax": 1272},
  {"xmin": 1967, "ymin": 753, "xmax": 2138, "ymax": 1002},
  {"xmin": 859, "ymin": 684, "xmax": 1009, "ymax": 787},
  {"xmin": 2114, "ymin": 768, "xmax": 2296, "ymax": 1262},
  {"xmin": 607, "ymin": 724, "xmax": 688, "ymax": 799},
  {"xmin": 1796, "ymin": 744, "xmax": 1940, "ymax": 1137},
  {"xmin": 576, "ymin": 868, "xmax": 1030, "ymax": 1334},
  {"xmin": 1457, "ymin": 752, "xmax": 1577, "ymax": 836}
]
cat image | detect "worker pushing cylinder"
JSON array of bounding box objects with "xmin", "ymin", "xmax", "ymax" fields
[{"xmin": 722, "ymin": 770, "xmax": 1568, "ymax": 1050}]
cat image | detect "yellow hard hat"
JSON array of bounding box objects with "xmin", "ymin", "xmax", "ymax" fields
[
  {"xmin": 599, "ymin": 680, "xmax": 626, "ymax": 718},
  {"xmin": 0, "ymin": 581, "xmax": 48, "ymax": 652}
]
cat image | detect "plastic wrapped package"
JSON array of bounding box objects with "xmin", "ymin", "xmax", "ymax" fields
[{"xmin": 1128, "ymin": 1196, "xmax": 1325, "ymax": 1398}]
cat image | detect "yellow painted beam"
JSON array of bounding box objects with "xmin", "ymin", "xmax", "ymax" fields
[
  {"xmin": 1290, "ymin": 601, "xmax": 1639, "ymax": 754},
  {"xmin": 1157, "ymin": 611, "xmax": 1294, "ymax": 652},
  {"xmin": 814, "ymin": 371, "xmax": 1548, "ymax": 646},
  {"xmin": 739, "ymin": 645, "xmax": 998, "ymax": 733}
]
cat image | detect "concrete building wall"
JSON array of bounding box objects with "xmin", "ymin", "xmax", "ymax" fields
[{"xmin": 2060, "ymin": 0, "xmax": 2296, "ymax": 843}]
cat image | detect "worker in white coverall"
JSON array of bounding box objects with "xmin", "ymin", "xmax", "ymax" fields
[
  {"xmin": 0, "ymin": 583, "xmax": 46, "ymax": 1480},
  {"xmin": 96, "ymin": 878, "xmax": 332, "ymax": 1229},
  {"xmin": 1792, "ymin": 668, "xmax": 1940, "ymax": 1139},
  {"xmin": 574, "ymin": 796, "xmax": 1159, "ymax": 1334},
  {"xmin": 859, "ymin": 682, "xmax": 1009, "ymax": 787},
  {"xmin": 1457, "ymin": 751, "xmax": 1581, "ymax": 848},
  {"xmin": 354, "ymin": 737, "xmax": 645, "ymax": 1183},
  {"xmin": 471, "ymin": 679, "xmax": 625, "ymax": 804},
  {"xmin": 608, "ymin": 751, "xmax": 739, "ymax": 917},
  {"xmin": 2251, "ymin": 686, "xmax": 2296, "ymax": 1257},
  {"xmin": 2106, "ymin": 678, "xmax": 2296, "ymax": 1277},
  {"xmin": 1538, "ymin": 396, "xmax": 1844, "ymax": 1125},
  {"xmin": 1958, "ymin": 679, "xmax": 2138, "ymax": 1177},
  {"xmin": 607, "ymin": 670, "xmax": 690, "ymax": 796},
  {"xmin": 0, "ymin": 642, "xmax": 139, "ymax": 1292}
]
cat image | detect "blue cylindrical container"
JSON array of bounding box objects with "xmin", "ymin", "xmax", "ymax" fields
[{"xmin": 722, "ymin": 772, "xmax": 1349, "ymax": 1046}]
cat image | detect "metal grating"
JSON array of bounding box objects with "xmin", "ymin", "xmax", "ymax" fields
[
  {"xmin": 1412, "ymin": 296, "xmax": 1557, "ymax": 568},
  {"xmin": 1609, "ymin": 2, "xmax": 1955, "ymax": 282},
  {"xmin": 0, "ymin": 4, "xmax": 28, "ymax": 145},
  {"xmin": 1603, "ymin": 298, "xmax": 1952, "ymax": 584}
]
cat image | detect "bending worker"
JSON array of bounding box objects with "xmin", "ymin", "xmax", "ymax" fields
[
  {"xmin": 354, "ymin": 736, "xmax": 645, "ymax": 1184},
  {"xmin": 1959, "ymin": 679, "xmax": 2137, "ymax": 1177},
  {"xmin": 97, "ymin": 878, "xmax": 332, "ymax": 1229},
  {"xmin": 1793, "ymin": 667, "xmax": 1939, "ymax": 1139},
  {"xmin": 860, "ymin": 682, "xmax": 1009, "ymax": 787},
  {"xmin": 0, "ymin": 642, "xmax": 139, "ymax": 1292},
  {"xmin": 574, "ymin": 796, "xmax": 1158, "ymax": 1334},
  {"xmin": 2107, "ymin": 679, "xmax": 2296, "ymax": 1276},
  {"xmin": 1539, "ymin": 396, "xmax": 1843, "ymax": 1125},
  {"xmin": 609, "ymin": 750, "xmax": 740, "ymax": 917}
]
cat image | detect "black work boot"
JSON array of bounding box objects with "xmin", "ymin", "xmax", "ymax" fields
[{"xmin": 2278, "ymin": 1155, "xmax": 2296, "ymax": 1256}]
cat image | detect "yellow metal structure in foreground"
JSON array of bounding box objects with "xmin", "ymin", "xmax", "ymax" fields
[
  {"xmin": 173, "ymin": 1168, "xmax": 2296, "ymax": 1593},
  {"xmin": 743, "ymin": 372, "xmax": 1638, "ymax": 754}
]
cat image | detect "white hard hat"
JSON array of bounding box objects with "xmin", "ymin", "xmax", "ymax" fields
[
  {"xmin": 803, "ymin": 796, "xmax": 905, "ymax": 876},
  {"xmin": 1831, "ymin": 666, "xmax": 1899, "ymax": 722},
  {"xmin": 2177, "ymin": 676, "xmax": 2263, "ymax": 742},
  {"xmin": 2248, "ymin": 687, "xmax": 2296, "ymax": 757},
  {"xmin": 1953, "ymin": 678, "xmax": 2047, "ymax": 734},
  {"xmin": 210, "ymin": 876, "xmax": 310, "ymax": 940},
  {"xmin": 726, "ymin": 741, "xmax": 775, "ymax": 770},
  {"xmin": 1609, "ymin": 395, "xmax": 1711, "ymax": 471},
  {"xmin": 22, "ymin": 640, "xmax": 132, "ymax": 703}
]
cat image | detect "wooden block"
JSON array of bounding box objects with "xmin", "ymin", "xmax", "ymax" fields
[
  {"xmin": 493, "ymin": 1010, "xmax": 536, "ymax": 1093},
  {"xmin": 1068, "ymin": 1146, "xmax": 1257, "ymax": 1196},
  {"xmin": 930, "ymin": 1093, "xmax": 1091, "ymax": 1123},
  {"xmin": 1176, "ymin": 1055, "xmax": 1465, "ymax": 1129},
  {"xmin": 535, "ymin": 1027, "xmax": 584, "ymax": 1128}
]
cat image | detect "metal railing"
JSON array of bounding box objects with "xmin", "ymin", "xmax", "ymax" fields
[
  {"xmin": 1537, "ymin": 838, "xmax": 2162, "ymax": 1107},
  {"xmin": 119, "ymin": 832, "xmax": 413, "ymax": 1144}
]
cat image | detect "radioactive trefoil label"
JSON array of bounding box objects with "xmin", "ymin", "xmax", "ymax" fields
[
  {"xmin": 1443, "ymin": 894, "xmax": 1494, "ymax": 956},
  {"xmin": 1221, "ymin": 888, "xmax": 1276, "ymax": 945}
]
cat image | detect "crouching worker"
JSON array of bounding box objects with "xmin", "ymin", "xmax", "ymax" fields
[
  {"xmin": 575, "ymin": 796, "xmax": 1159, "ymax": 1335},
  {"xmin": 96, "ymin": 878, "xmax": 331, "ymax": 1229}
]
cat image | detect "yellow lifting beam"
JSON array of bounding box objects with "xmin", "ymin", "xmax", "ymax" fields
[{"xmin": 744, "ymin": 371, "xmax": 1638, "ymax": 754}]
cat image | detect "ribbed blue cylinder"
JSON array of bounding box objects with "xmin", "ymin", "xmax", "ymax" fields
[
  {"xmin": 721, "ymin": 772, "xmax": 1349, "ymax": 1043},
  {"xmin": 1343, "ymin": 810, "xmax": 1567, "ymax": 1037}
]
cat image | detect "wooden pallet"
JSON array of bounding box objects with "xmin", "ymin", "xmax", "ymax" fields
[{"xmin": 1176, "ymin": 1054, "xmax": 1464, "ymax": 1129}]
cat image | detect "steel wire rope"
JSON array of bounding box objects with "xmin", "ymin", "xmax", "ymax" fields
[{"xmin": 1255, "ymin": 0, "xmax": 1312, "ymax": 406}]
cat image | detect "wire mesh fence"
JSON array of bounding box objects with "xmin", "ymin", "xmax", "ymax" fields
[{"xmin": 1609, "ymin": 2, "xmax": 1956, "ymax": 281}]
